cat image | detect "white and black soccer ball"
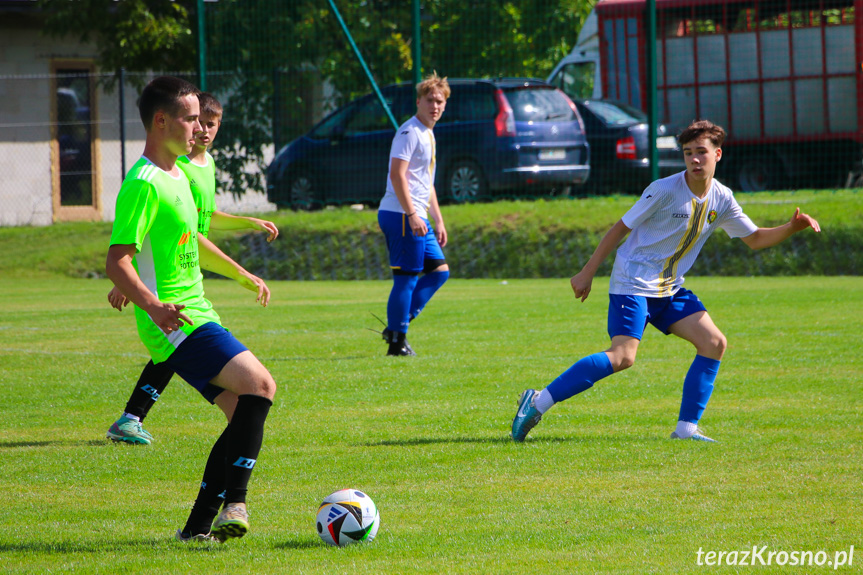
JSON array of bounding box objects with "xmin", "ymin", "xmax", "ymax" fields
[{"xmin": 315, "ymin": 489, "xmax": 380, "ymax": 547}]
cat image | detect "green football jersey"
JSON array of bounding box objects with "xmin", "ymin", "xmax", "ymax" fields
[
  {"xmin": 110, "ymin": 156, "xmax": 221, "ymax": 363},
  {"xmin": 178, "ymin": 152, "xmax": 217, "ymax": 237}
]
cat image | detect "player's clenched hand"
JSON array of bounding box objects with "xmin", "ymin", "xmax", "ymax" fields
[
  {"xmin": 251, "ymin": 218, "xmax": 279, "ymax": 242},
  {"xmin": 236, "ymin": 271, "xmax": 271, "ymax": 307},
  {"xmin": 570, "ymin": 271, "xmax": 594, "ymax": 302},
  {"xmin": 107, "ymin": 286, "xmax": 130, "ymax": 311},
  {"xmin": 790, "ymin": 207, "xmax": 821, "ymax": 233},
  {"xmin": 147, "ymin": 302, "xmax": 193, "ymax": 334}
]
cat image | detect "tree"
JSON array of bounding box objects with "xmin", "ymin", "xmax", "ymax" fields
[
  {"xmin": 41, "ymin": 0, "xmax": 197, "ymax": 88},
  {"xmin": 39, "ymin": 0, "xmax": 592, "ymax": 196}
]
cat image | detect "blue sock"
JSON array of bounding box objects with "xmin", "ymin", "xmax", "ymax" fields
[
  {"xmin": 409, "ymin": 270, "xmax": 449, "ymax": 320},
  {"xmin": 387, "ymin": 274, "xmax": 419, "ymax": 333},
  {"xmin": 546, "ymin": 352, "xmax": 614, "ymax": 403},
  {"xmin": 678, "ymin": 355, "xmax": 721, "ymax": 424}
]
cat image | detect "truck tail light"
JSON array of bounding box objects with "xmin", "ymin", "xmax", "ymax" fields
[
  {"xmin": 493, "ymin": 89, "xmax": 516, "ymax": 137},
  {"xmin": 616, "ymin": 136, "xmax": 637, "ymax": 160}
]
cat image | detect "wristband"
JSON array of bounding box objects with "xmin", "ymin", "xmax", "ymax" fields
[{"xmin": 406, "ymin": 211, "xmax": 416, "ymax": 217}]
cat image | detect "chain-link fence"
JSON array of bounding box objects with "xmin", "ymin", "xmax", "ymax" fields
[{"xmin": 2, "ymin": 0, "xmax": 862, "ymax": 227}]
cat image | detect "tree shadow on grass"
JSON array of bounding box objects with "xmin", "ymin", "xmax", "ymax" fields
[
  {"xmin": 0, "ymin": 538, "xmax": 211, "ymax": 554},
  {"xmin": 262, "ymin": 355, "xmax": 369, "ymax": 362},
  {"xmin": 359, "ymin": 435, "xmax": 577, "ymax": 447},
  {"xmin": 0, "ymin": 439, "xmax": 107, "ymax": 449}
]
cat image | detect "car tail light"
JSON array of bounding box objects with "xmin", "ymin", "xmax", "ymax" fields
[
  {"xmin": 558, "ymin": 89, "xmax": 586, "ymax": 134},
  {"xmin": 616, "ymin": 136, "xmax": 637, "ymax": 160},
  {"xmin": 493, "ymin": 89, "xmax": 516, "ymax": 137}
]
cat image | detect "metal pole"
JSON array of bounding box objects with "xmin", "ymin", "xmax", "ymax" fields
[
  {"xmin": 327, "ymin": 0, "xmax": 398, "ymax": 130},
  {"xmin": 273, "ymin": 67, "xmax": 282, "ymax": 152},
  {"xmin": 647, "ymin": 0, "xmax": 659, "ymax": 182},
  {"xmin": 119, "ymin": 67, "xmax": 126, "ymax": 178},
  {"xmin": 197, "ymin": 0, "xmax": 207, "ymax": 91},
  {"xmin": 412, "ymin": 0, "xmax": 421, "ymax": 86}
]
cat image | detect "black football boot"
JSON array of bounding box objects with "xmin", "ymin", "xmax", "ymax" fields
[{"xmin": 384, "ymin": 329, "xmax": 416, "ymax": 356}]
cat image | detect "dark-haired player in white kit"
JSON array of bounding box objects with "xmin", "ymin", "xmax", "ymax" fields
[{"xmin": 512, "ymin": 119, "xmax": 820, "ymax": 443}]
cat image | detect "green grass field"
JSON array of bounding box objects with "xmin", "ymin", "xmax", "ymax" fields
[{"xmin": 1, "ymin": 276, "xmax": 861, "ymax": 574}]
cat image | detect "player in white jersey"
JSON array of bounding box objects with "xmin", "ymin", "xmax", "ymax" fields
[
  {"xmin": 377, "ymin": 72, "xmax": 451, "ymax": 356},
  {"xmin": 512, "ymin": 120, "xmax": 820, "ymax": 442}
]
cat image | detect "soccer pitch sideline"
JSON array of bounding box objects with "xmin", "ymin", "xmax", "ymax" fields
[{"xmin": 1, "ymin": 276, "xmax": 860, "ymax": 574}]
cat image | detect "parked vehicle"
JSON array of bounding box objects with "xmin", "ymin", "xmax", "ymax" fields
[
  {"xmin": 547, "ymin": 0, "xmax": 862, "ymax": 191},
  {"xmin": 574, "ymin": 99, "xmax": 685, "ymax": 194},
  {"xmin": 267, "ymin": 79, "xmax": 590, "ymax": 210}
]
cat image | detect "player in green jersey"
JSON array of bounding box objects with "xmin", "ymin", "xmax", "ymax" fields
[
  {"xmin": 106, "ymin": 92, "xmax": 279, "ymax": 446},
  {"xmin": 107, "ymin": 76, "xmax": 275, "ymax": 543}
]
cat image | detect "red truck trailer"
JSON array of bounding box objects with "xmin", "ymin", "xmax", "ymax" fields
[{"xmin": 549, "ymin": 0, "xmax": 862, "ymax": 191}]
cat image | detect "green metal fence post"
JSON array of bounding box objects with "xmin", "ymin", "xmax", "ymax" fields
[
  {"xmin": 197, "ymin": 0, "xmax": 207, "ymax": 91},
  {"xmin": 647, "ymin": 0, "xmax": 658, "ymax": 182},
  {"xmin": 412, "ymin": 0, "xmax": 421, "ymax": 86}
]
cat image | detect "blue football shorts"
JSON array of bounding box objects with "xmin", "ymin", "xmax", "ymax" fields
[
  {"xmin": 378, "ymin": 209, "xmax": 446, "ymax": 274},
  {"xmin": 163, "ymin": 321, "xmax": 248, "ymax": 404},
  {"xmin": 607, "ymin": 287, "xmax": 707, "ymax": 339}
]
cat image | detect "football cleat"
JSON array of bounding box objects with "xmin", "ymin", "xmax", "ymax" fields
[
  {"xmin": 383, "ymin": 328, "xmax": 416, "ymax": 356},
  {"xmin": 211, "ymin": 502, "xmax": 249, "ymax": 542},
  {"xmin": 174, "ymin": 529, "xmax": 219, "ymax": 543},
  {"xmin": 511, "ymin": 389, "xmax": 542, "ymax": 442},
  {"xmin": 106, "ymin": 416, "xmax": 153, "ymax": 445},
  {"xmin": 670, "ymin": 428, "xmax": 717, "ymax": 442}
]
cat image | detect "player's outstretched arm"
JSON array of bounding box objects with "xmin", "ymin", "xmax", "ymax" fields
[
  {"xmin": 741, "ymin": 208, "xmax": 821, "ymax": 250},
  {"xmin": 210, "ymin": 210, "xmax": 279, "ymax": 242},
  {"xmin": 197, "ymin": 233, "xmax": 270, "ymax": 307},
  {"xmin": 571, "ymin": 219, "xmax": 631, "ymax": 302},
  {"xmin": 106, "ymin": 244, "xmax": 192, "ymax": 331}
]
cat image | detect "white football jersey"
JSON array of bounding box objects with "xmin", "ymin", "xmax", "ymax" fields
[
  {"xmin": 379, "ymin": 116, "xmax": 436, "ymax": 218},
  {"xmin": 609, "ymin": 171, "xmax": 757, "ymax": 297}
]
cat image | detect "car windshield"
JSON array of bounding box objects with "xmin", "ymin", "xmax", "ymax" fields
[
  {"xmin": 504, "ymin": 88, "xmax": 574, "ymax": 122},
  {"xmin": 581, "ymin": 100, "xmax": 646, "ymax": 126}
]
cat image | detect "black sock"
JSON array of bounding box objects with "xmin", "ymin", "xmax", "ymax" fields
[
  {"xmin": 123, "ymin": 360, "xmax": 174, "ymax": 421},
  {"xmin": 183, "ymin": 428, "xmax": 229, "ymax": 536},
  {"xmin": 224, "ymin": 394, "xmax": 272, "ymax": 504}
]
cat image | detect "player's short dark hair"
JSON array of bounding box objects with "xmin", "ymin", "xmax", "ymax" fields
[
  {"xmin": 138, "ymin": 76, "xmax": 200, "ymax": 131},
  {"xmin": 678, "ymin": 119, "xmax": 726, "ymax": 148},
  {"xmin": 198, "ymin": 92, "xmax": 223, "ymax": 119}
]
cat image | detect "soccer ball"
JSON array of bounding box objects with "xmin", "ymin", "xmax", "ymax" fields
[{"xmin": 315, "ymin": 489, "xmax": 380, "ymax": 547}]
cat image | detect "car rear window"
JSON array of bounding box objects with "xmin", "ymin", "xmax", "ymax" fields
[
  {"xmin": 581, "ymin": 100, "xmax": 646, "ymax": 125},
  {"xmin": 503, "ymin": 88, "xmax": 574, "ymax": 123},
  {"xmin": 440, "ymin": 90, "xmax": 497, "ymax": 123}
]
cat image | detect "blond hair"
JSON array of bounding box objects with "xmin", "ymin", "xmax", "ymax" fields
[{"xmin": 416, "ymin": 71, "xmax": 450, "ymax": 100}]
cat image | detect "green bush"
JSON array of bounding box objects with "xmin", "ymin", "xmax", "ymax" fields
[{"xmin": 2, "ymin": 192, "xmax": 860, "ymax": 279}]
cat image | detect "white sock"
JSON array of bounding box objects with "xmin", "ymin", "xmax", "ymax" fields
[
  {"xmin": 123, "ymin": 413, "xmax": 140, "ymax": 422},
  {"xmin": 534, "ymin": 388, "xmax": 555, "ymax": 414},
  {"xmin": 675, "ymin": 420, "xmax": 698, "ymax": 438}
]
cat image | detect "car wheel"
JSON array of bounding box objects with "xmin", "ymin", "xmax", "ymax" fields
[
  {"xmin": 446, "ymin": 160, "xmax": 486, "ymax": 203},
  {"xmin": 288, "ymin": 170, "xmax": 320, "ymax": 211},
  {"xmin": 547, "ymin": 185, "xmax": 572, "ymax": 198},
  {"xmin": 736, "ymin": 156, "xmax": 783, "ymax": 192}
]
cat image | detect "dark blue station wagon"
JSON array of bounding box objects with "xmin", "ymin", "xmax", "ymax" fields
[{"xmin": 267, "ymin": 78, "xmax": 591, "ymax": 209}]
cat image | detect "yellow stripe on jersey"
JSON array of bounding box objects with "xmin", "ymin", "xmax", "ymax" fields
[
  {"xmin": 658, "ymin": 199, "xmax": 708, "ymax": 297},
  {"xmin": 427, "ymin": 131, "xmax": 435, "ymax": 179}
]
